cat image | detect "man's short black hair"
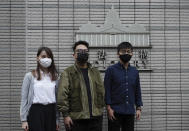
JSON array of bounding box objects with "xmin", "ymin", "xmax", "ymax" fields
[
  {"xmin": 117, "ymin": 42, "xmax": 133, "ymax": 53},
  {"xmin": 72, "ymin": 40, "xmax": 89, "ymax": 52}
]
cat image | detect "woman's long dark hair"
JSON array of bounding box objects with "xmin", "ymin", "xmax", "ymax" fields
[{"xmin": 34, "ymin": 47, "xmax": 58, "ymax": 81}]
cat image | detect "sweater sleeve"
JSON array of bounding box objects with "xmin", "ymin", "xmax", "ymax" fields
[{"xmin": 20, "ymin": 72, "xmax": 32, "ymax": 122}]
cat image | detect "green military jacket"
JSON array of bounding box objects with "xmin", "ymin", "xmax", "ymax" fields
[{"xmin": 57, "ymin": 63, "xmax": 105, "ymax": 120}]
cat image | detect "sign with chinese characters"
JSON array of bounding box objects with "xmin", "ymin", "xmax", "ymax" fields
[{"xmin": 75, "ymin": 7, "xmax": 152, "ymax": 72}]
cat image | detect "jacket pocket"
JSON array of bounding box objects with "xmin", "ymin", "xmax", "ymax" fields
[
  {"xmin": 95, "ymin": 93, "xmax": 104, "ymax": 108},
  {"xmin": 70, "ymin": 88, "xmax": 82, "ymax": 112},
  {"xmin": 94, "ymin": 82, "xmax": 105, "ymax": 108}
]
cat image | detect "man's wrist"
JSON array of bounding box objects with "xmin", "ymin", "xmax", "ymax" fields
[
  {"xmin": 62, "ymin": 112, "xmax": 69, "ymax": 117},
  {"xmin": 136, "ymin": 107, "xmax": 142, "ymax": 111},
  {"xmin": 106, "ymin": 105, "xmax": 111, "ymax": 111}
]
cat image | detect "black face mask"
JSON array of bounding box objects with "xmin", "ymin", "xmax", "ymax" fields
[
  {"xmin": 119, "ymin": 54, "xmax": 132, "ymax": 63},
  {"xmin": 77, "ymin": 52, "xmax": 89, "ymax": 64}
]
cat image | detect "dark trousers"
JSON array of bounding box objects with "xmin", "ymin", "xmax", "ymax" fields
[
  {"xmin": 66, "ymin": 116, "xmax": 103, "ymax": 131},
  {"xmin": 108, "ymin": 112, "xmax": 134, "ymax": 131},
  {"xmin": 27, "ymin": 103, "xmax": 56, "ymax": 131}
]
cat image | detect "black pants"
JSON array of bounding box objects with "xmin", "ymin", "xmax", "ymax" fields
[
  {"xmin": 108, "ymin": 112, "xmax": 134, "ymax": 131},
  {"xmin": 66, "ymin": 116, "xmax": 103, "ymax": 131},
  {"xmin": 27, "ymin": 103, "xmax": 56, "ymax": 131}
]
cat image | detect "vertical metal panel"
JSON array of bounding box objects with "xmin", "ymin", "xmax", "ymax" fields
[
  {"xmin": 0, "ymin": 1, "xmax": 11, "ymax": 130},
  {"xmin": 0, "ymin": 0, "xmax": 26, "ymax": 131}
]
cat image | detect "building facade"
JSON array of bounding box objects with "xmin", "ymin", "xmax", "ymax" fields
[{"xmin": 0, "ymin": 0, "xmax": 189, "ymax": 131}]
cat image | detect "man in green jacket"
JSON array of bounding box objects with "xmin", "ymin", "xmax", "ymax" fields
[{"xmin": 57, "ymin": 40, "xmax": 105, "ymax": 131}]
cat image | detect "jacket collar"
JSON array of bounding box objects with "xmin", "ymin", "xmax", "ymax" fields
[{"xmin": 74, "ymin": 62, "xmax": 93, "ymax": 70}]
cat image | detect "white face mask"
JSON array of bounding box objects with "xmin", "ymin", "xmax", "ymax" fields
[{"xmin": 39, "ymin": 58, "xmax": 52, "ymax": 68}]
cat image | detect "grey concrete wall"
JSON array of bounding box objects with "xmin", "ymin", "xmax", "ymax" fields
[{"xmin": 0, "ymin": 0, "xmax": 189, "ymax": 131}]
